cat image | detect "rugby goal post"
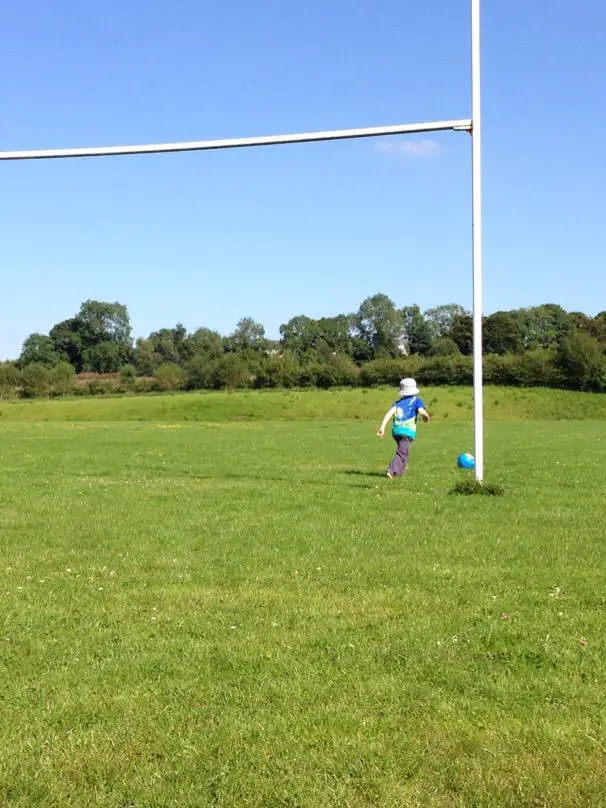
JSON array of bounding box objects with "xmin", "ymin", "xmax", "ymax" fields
[{"xmin": 1, "ymin": 0, "xmax": 485, "ymax": 482}]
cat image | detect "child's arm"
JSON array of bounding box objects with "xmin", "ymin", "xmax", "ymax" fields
[
  {"xmin": 418, "ymin": 406, "xmax": 431, "ymax": 423},
  {"xmin": 376, "ymin": 406, "xmax": 396, "ymax": 437}
]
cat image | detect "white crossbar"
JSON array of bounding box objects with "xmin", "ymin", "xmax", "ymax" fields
[{"xmin": 0, "ymin": 119, "xmax": 471, "ymax": 161}]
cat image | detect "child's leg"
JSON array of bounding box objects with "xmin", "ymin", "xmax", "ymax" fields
[{"xmin": 387, "ymin": 437, "xmax": 410, "ymax": 477}]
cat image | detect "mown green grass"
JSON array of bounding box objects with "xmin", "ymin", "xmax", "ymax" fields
[
  {"xmin": 1, "ymin": 384, "xmax": 606, "ymax": 423},
  {"xmin": 0, "ymin": 404, "xmax": 604, "ymax": 806}
]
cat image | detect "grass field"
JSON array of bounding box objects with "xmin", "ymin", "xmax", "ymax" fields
[
  {"xmin": 1, "ymin": 388, "xmax": 604, "ymax": 807},
  {"xmin": 2, "ymin": 384, "xmax": 606, "ymax": 423}
]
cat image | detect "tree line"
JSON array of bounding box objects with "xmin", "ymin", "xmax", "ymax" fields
[{"xmin": 1, "ymin": 295, "xmax": 605, "ymax": 399}]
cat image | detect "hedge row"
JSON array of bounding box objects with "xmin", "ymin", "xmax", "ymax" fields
[{"xmin": 2, "ymin": 345, "xmax": 605, "ymax": 399}]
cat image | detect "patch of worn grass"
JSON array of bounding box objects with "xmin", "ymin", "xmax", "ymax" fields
[
  {"xmin": 450, "ymin": 479, "xmax": 505, "ymax": 496},
  {"xmin": 0, "ymin": 418, "xmax": 604, "ymax": 806}
]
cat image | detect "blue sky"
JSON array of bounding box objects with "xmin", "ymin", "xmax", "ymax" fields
[{"xmin": 1, "ymin": 0, "xmax": 605, "ymax": 359}]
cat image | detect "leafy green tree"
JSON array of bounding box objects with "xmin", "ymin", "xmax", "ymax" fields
[
  {"xmin": 356, "ymin": 294, "xmax": 406, "ymax": 357},
  {"xmin": 483, "ymin": 312, "xmax": 523, "ymax": 354},
  {"xmin": 228, "ymin": 317, "xmax": 267, "ymax": 353},
  {"xmin": 19, "ymin": 334, "xmax": 61, "ymax": 368},
  {"xmin": 147, "ymin": 328, "xmax": 181, "ymax": 365},
  {"xmin": 315, "ymin": 315, "xmax": 355, "ymax": 358},
  {"xmin": 424, "ymin": 304, "xmax": 469, "ymax": 340},
  {"xmin": 279, "ymin": 316, "xmax": 322, "ymax": 358},
  {"xmin": 402, "ymin": 305, "xmax": 434, "ymax": 355},
  {"xmin": 48, "ymin": 301, "xmax": 133, "ymax": 372},
  {"xmin": 77, "ymin": 299, "xmax": 132, "ymax": 347},
  {"xmin": 589, "ymin": 312, "xmax": 606, "ymax": 345},
  {"xmin": 567, "ymin": 312, "xmax": 592, "ymax": 334},
  {"xmin": 85, "ymin": 341, "xmax": 129, "ymax": 373},
  {"xmin": 350, "ymin": 335, "xmax": 374, "ymax": 363},
  {"xmin": 180, "ymin": 328, "xmax": 223, "ymax": 363},
  {"xmin": 515, "ymin": 304, "xmax": 571, "ymax": 349},
  {"xmin": 50, "ymin": 318, "xmax": 84, "ymax": 370},
  {"xmin": 134, "ymin": 338, "xmax": 159, "ymax": 376},
  {"xmin": 449, "ymin": 314, "xmax": 474, "ymax": 355},
  {"xmin": 172, "ymin": 323, "xmax": 187, "ymax": 355}
]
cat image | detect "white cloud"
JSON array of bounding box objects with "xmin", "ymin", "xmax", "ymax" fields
[{"xmin": 374, "ymin": 138, "xmax": 441, "ymax": 158}]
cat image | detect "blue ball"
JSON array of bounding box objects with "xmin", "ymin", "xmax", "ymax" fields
[{"xmin": 457, "ymin": 452, "xmax": 475, "ymax": 470}]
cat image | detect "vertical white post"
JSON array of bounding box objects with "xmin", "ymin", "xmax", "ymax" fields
[{"xmin": 471, "ymin": 0, "xmax": 484, "ymax": 482}]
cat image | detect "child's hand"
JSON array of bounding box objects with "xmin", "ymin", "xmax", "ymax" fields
[
  {"xmin": 376, "ymin": 428, "xmax": 385, "ymax": 437},
  {"xmin": 422, "ymin": 413, "xmax": 430, "ymax": 423}
]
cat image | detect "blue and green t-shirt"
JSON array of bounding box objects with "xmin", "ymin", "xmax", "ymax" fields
[{"xmin": 392, "ymin": 395, "xmax": 424, "ymax": 439}]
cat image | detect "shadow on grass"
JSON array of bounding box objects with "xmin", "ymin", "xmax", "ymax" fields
[
  {"xmin": 343, "ymin": 469, "xmax": 388, "ymax": 479},
  {"xmin": 190, "ymin": 471, "xmax": 378, "ymax": 490}
]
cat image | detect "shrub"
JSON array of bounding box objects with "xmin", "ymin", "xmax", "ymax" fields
[
  {"xmin": 120, "ymin": 364, "xmax": 137, "ymax": 388},
  {"xmin": 87, "ymin": 377, "xmax": 117, "ymax": 396},
  {"xmin": 518, "ymin": 349, "xmax": 562, "ymax": 388},
  {"xmin": 51, "ymin": 361, "xmax": 76, "ymax": 397},
  {"xmin": 154, "ymin": 362, "xmax": 186, "ymax": 392},
  {"xmin": 297, "ymin": 364, "xmax": 318, "ymax": 388},
  {"xmin": 556, "ymin": 332, "xmax": 606, "ymax": 392},
  {"xmin": 254, "ymin": 356, "xmax": 301, "ymax": 389},
  {"xmin": 212, "ymin": 355, "xmax": 252, "ymax": 390},
  {"xmin": 20, "ymin": 363, "xmax": 53, "ymax": 398},
  {"xmin": 0, "ymin": 363, "xmax": 21, "ymax": 399},
  {"xmin": 359, "ymin": 357, "xmax": 422, "ymax": 387},
  {"xmin": 483, "ymin": 350, "xmax": 561, "ymax": 388},
  {"xmin": 429, "ymin": 338, "xmax": 461, "ymax": 357},
  {"xmin": 417, "ymin": 356, "xmax": 473, "ymax": 386},
  {"xmin": 312, "ymin": 356, "xmax": 359, "ymax": 389},
  {"xmin": 134, "ymin": 377, "xmax": 154, "ymax": 394},
  {"xmin": 185, "ymin": 357, "xmax": 213, "ymax": 390}
]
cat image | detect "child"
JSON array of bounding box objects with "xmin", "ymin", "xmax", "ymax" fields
[{"xmin": 376, "ymin": 378, "xmax": 430, "ymax": 478}]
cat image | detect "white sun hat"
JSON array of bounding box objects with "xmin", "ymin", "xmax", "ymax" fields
[{"xmin": 399, "ymin": 377, "xmax": 419, "ymax": 396}]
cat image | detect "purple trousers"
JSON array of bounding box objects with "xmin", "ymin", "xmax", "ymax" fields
[{"xmin": 388, "ymin": 436, "xmax": 412, "ymax": 477}]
